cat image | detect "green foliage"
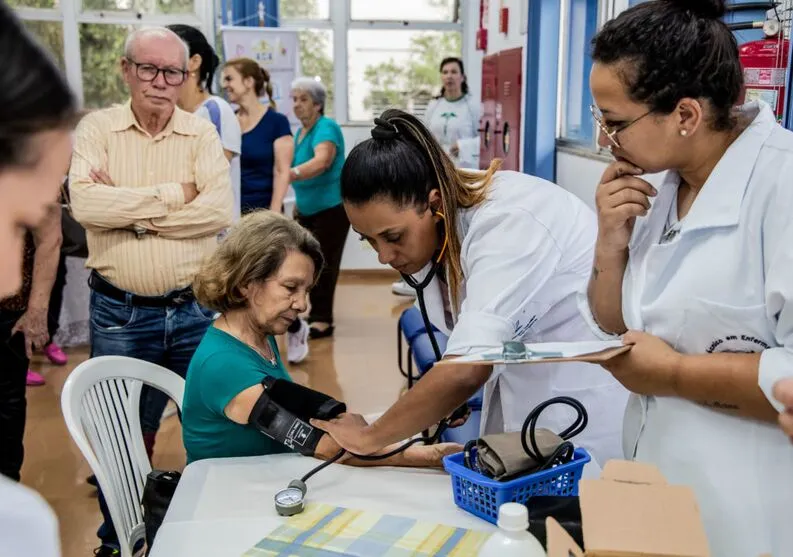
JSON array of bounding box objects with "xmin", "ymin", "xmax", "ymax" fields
[
  {"xmin": 6, "ymin": 0, "xmax": 57, "ymax": 7},
  {"xmin": 12, "ymin": 0, "xmax": 453, "ymax": 116},
  {"xmin": 12, "ymin": 0, "xmax": 64, "ymax": 70},
  {"xmin": 16, "ymin": 0, "xmax": 195, "ymax": 109},
  {"xmin": 362, "ymin": 30, "xmax": 461, "ymax": 115},
  {"xmin": 80, "ymin": 0, "xmax": 194, "ymax": 13},
  {"xmin": 297, "ymin": 30, "xmax": 334, "ymax": 115},
  {"xmin": 279, "ymin": 0, "xmax": 334, "ymax": 115},
  {"xmin": 80, "ymin": 24, "xmax": 131, "ymax": 109},
  {"xmin": 21, "ymin": 20, "xmax": 65, "ymax": 69}
]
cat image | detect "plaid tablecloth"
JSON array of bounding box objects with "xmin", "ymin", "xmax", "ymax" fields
[{"xmin": 243, "ymin": 503, "xmax": 489, "ymax": 556}]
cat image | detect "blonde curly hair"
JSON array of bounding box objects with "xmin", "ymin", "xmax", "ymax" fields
[{"xmin": 193, "ymin": 211, "xmax": 324, "ymax": 313}]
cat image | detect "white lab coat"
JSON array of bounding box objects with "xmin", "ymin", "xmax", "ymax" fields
[
  {"xmin": 0, "ymin": 476, "xmax": 60, "ymax": 556},
  {"xmin": 424, "ymin": 94, "xmax": 480, "ymax": 169},
  {"xmin": 580, "ymin": 102, "xmax": 793, "ymax": 557},
  {"xmin": 414, "ymin": 171, "xmax": 629, "ymax": 473}
]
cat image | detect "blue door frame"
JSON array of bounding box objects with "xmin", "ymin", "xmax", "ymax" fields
[{"xmin": 522, "ymin": 0, "xmax": 561, "ymax": 182}]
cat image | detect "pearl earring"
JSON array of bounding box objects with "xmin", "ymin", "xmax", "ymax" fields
[{"xmin": 680, "ymin": 130, "xmax": 688, "ymax": 137}]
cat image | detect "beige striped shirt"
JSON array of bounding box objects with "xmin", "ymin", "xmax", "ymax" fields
[{"xmin": 69, "ymin": 101, "xmax": 233, "ymax": 296}]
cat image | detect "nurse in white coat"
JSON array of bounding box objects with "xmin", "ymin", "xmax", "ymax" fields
[
  {"xmin": 312, "ymin": 108, "xmax": 628, "ymax": 473},
  {"xmin": 584, "ymin": 1, "xmax": 793, "ymax": 555},
  {"xmin": 423, "ymin": 57, "xmax": 480, "ymax": 169}
]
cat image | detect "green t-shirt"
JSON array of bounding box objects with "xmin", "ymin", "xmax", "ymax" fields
[
  {"xmin": 182, "ymin": 326, "xmax": 294, "ymax": 464},
  {"xmin": 292, "ymin": 116, "xmax": 345, "ymax": 216}
]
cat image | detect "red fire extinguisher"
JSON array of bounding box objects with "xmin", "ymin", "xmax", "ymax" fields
[{"xmin": 738, "ymin": 35, "xmax": 789, "ymax": 122}]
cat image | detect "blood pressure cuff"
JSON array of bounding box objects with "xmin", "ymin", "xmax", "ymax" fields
[
  {"xmin": 476, "ymin": 429, "xmax": 564, "ymax": 481},
  {"xmin": 260, "ymin": 376, "xmax": 346, "ymax": 421},
  {"xmin": 247, "ymin": 377, "xmax": 347, "ymax": 457}
]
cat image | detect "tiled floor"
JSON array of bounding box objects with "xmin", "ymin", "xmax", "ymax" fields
[{"xmin": 19, "ymin": 273, "xmax": 411, "ymax": 557}]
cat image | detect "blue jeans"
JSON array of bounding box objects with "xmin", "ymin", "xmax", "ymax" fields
[{"xmin": 89, "ymin": 285, "xmax": 214, "ymax": 547}]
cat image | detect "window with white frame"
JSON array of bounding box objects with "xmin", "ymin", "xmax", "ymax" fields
[
  {"xmin": 556, "ymin": 0, "xmax": 638, "ymax": 151},
  {"xmin": 348, "ymin": 29, "xmax": 461, "ymax": 122},
  {"xmin": 11, "ymin": 0, "xmax": 211, "ymax": 108},
  {"xmin": 350, "ymin": 0, "xmax": 458, "ymax": 22},
  {"xmin": 557, "ymin": 0, "xmax": 600, "ymax": 148},
  {"xmin": 279, "ymin": 0, "xmax": 329, "ymax": 19},
  {"xmin": 10, "ymin": 0, "xmax": 464, "ymax": 124},
  {"xmin": 80, "ymin": 23, "xmax": 136, "ymax": 108},
  {"xmin": 9, "ymin": 0, "xmax": 65, "ymax": 71},
  {"xmin": 277, "ymin": 0, "xmax": 463, "ymax": 124},
  {"xmin": 279, "ymin": 0, "xmax": 334, "ymax": 116},
  {"xmin": 22, "ymin": 18, "xmax": 66, "ymax": 69}
]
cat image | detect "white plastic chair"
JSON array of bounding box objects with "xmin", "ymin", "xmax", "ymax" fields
[{"xmin": 61, "ymin": 356, "xmax": 185, "ymax": 557}]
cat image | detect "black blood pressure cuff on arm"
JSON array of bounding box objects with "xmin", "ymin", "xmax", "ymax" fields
[{"xmin": 247, "ymin": 377, "xmax": 347, "ymax": 457}]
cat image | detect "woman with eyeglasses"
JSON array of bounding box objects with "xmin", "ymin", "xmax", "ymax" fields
[
  {"xmin": 583, "ymin": 1, "xmax": 793, "ymax": 555},
  {"xmin": 310, "ymin": 108, "xmax": 629, "ymax": 477}
]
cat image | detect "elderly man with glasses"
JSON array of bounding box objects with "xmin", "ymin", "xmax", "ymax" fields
[{"xmin": 68, "ymin": 26, "xmax": 233, "ymax": 557}]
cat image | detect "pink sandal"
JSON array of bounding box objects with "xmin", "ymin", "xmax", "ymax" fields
[
  {"xmin": 44, "ymin": 342, "xmax": 68, "ymax": 365},
  {"xmin": 26, "ymin": 370, "xmax": 46, "ymax": 386}
]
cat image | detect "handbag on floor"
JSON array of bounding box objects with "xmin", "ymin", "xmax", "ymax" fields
[{"xmin": 142, "ymin": 469, "xmax": 181, "ymax": 555}]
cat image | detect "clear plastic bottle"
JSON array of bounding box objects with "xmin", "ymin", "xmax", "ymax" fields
[{"xmin": 478, "ymin": 503, "xmax": 547, "ymax": 557}]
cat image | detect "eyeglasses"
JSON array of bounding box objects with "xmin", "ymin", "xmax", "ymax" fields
[
  {"xmin": 590, "ymin": 104, "xmax": 653, "ymax": 149},
  {"xmin": 127, "ymin": 59, "xmax": 187, "ymax": 86}
]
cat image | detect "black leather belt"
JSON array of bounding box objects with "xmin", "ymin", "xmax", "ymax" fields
[{"xmin": 88, "ymin": 271, "xmax": 194, "ymax": 308}]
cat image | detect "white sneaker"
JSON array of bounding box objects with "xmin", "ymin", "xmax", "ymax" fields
[
  {"xmin": 391, "ymin": 279, "xmax": 415, "ymax": 297},
  {"xmin": 287, "ymin": 319, "xmax": 309, "ymax": 364}
]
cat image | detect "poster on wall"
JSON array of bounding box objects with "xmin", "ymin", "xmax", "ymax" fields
[{"xmin": 220, "ymin": 27, "xmax": 301, "ymax": 127}]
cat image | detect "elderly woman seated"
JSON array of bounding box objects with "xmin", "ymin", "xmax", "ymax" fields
[{"xmin": 182, "ymin": 211, "xmax": 460, "ymax": 466}]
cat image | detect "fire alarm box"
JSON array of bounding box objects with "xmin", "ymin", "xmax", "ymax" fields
[
  {"xmin": 499, "ymin": 6, "xmax": 509, "ymax": 34},
  {"xmin": 476, "ymin": 28, "xmax": 488, "ymax": 51}
]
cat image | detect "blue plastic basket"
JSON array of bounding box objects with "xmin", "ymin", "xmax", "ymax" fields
[{"xmin": 443, "ymin": 447, "xmax": 591, "ymax": 525}]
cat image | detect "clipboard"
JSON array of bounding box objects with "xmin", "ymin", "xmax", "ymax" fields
[{"xmin": 434, "ymin": 340, "xmax": 632, "ymax": 366}]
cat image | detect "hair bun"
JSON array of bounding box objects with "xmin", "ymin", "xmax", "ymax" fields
[
  {"xmin": 663, "ymin": 0, "xmax": 725, "ymax": 19},
  {"xmin": 371, "ymin": 117, "xmax": 399, "ymax": 140}
]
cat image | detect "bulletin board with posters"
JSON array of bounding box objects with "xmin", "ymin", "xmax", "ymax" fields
[{"xmin": 220, "ymin": 27, "xmax": 301, "ymax": 128}]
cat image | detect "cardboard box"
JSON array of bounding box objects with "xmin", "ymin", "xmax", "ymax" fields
[{"xmin": 546, "ymin": 460, "xmax": 711, "ymax": 557}]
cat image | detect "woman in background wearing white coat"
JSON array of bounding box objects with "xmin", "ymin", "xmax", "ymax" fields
[
  {"xmin": 424, "ymin": 56, "xmax": 479, "ymax": 169},
  {"xmin": 313, "ymin": 108, "xmax": 628, "ymax": 473},
  {"xmin": 584, "ymin": 1, "xmax": 793, "ymax": 555}
]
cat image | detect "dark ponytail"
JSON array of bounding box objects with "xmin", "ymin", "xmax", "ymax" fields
[
  {"xmin": 262, "ymin": 67, "xmax": 276, "ymax": 110},
  {"xmin": 341, "ymin": 109, "xmax": 499, "ymax": 311},
  {"xmin": 167, "ymin": 24, "xmax": 220, "ymax": 94},
  {"xmin": 0, "ymin": 2, "xmax": 77, "ymax": 169},
  {"xmin": 592, "ymin": 0, "xmax": 740, "ymax": 132},
  {"xmin": 438, "ymin": 57, "xmax": 468, "ymax": 99}
]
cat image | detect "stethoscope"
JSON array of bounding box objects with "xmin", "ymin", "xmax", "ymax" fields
[
  {"xmin": 276, "ymin": 211, "xmax": 462, "ymax": 516},
  {"xmin": 400, "ymin": 210, "xmax": 449, "ymax": 363}
]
